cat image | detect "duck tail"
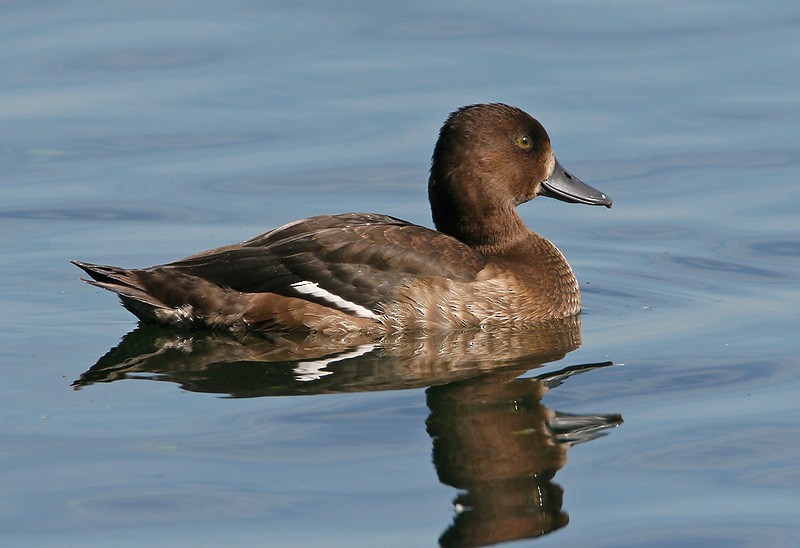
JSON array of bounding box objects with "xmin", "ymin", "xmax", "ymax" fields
[{"xmin": 71, "ymin": 260, "xmax": 172, "ymax": 323}]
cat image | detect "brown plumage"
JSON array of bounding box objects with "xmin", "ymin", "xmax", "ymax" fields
[{"xmin": 73, "ymin": 103, "xmax": 611, "ymax": 334}]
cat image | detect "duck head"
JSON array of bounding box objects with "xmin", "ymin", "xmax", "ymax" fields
[{"xmin": 428, "ymin": 103, "xmax": 611, "ymax": 246}]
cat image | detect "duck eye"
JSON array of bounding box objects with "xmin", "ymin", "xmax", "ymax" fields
[{"xmin": 516, "ymin": 135, "xmax": 533, "ymax": 150}]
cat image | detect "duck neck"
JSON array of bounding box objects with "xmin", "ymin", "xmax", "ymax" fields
[
  {"xmin": 429, "ymin": 177, "xmax": 529, "ymax": 251},
  {"xmin": 436, "ymin": 203, "xmax": 529, "ymax": 251}
]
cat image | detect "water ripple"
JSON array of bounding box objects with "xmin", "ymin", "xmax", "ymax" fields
[
  {"xmin": 0, "ymin": 204, "xmax": 217, "ymax": 223},
  {"xmin": 626, "ymin": 425, "xmax": 800, "ymax": 472},
  {"xmin": 726, "ymin": 237, "xmax": 800, "ymax": 263},
  {"xmin": 592, "ymin": 223, "xmax": 697, "ymax": 241},
  {"xmin": 591, "ymin": 523, "xmax": 800, "ymax": 547},
  {"xmin": 665, "ymin": 255, "xmax": 789, "ymax": 282},
  {"xmin": 65, "ymin": 483, "xmax": 296, "ymax": 524},
  {"xmin": 63, "ymin": 46, "xmax": 224, "ymax": 72}
]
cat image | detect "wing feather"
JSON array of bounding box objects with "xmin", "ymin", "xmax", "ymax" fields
[{"xmin": 160, "ymin": 214, "xmax": 487, "ymax": 314}]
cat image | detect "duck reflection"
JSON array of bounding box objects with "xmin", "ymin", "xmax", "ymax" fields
[
  {"xmin": 75, "ymin": 315, "xmax": 621, "ymax": 547},
  {"xmin": 429, "ymin": 364, "xmax": 621, "ymax": 547}
]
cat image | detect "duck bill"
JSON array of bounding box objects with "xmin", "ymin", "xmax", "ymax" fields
[{"xmin": 538, "ymin": 159, "xmax": 612, "ymax": 207}]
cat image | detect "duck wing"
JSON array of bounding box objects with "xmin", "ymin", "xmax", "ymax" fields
[{"xmin": 164, "ymin": 213, "xmax": 488, "ymax": 316}]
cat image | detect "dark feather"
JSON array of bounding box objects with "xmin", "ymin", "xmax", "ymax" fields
[{"xmin": 157, "ymin": 214, "xmax": 487, "ymax": 314}]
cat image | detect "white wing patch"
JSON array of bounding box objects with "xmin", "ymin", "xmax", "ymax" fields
[
  {"xmin": 290, "ymin": 280, "xmax": 378, "ymax": 319},
  {"xmin": 294, "ymin": 344, "xmax": 377, "ymax": 382}
]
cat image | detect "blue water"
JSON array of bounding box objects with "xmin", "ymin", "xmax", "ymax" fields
[{"xmin": 2, "ymin": 1, "xmax": 799, "ymax": 546}]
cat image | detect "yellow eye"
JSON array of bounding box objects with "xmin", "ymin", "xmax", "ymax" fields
[{"xmin": 516, "ymin": 135, "xmax": 533, "ymax": 150}]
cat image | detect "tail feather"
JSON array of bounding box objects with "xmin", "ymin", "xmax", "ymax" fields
[
  {"xmin": 71, "ymin": 260, "xmax": 166, "ymax": 309},
  {"xmin": 71, "ymin": 260, "xmax": 251, "ymax": 329},
  {"xmin": 72, "ymin": 260, "xmax": 133, "ymax": 285}
]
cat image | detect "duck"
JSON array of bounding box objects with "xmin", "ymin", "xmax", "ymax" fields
[{"xmin": 73, "ymin": 103, "xmax": 612, "ymax": 334}]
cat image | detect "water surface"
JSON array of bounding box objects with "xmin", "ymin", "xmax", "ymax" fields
[{"xmin": 2, "ymin": 1, "xmax": 799, "ymax": 546}]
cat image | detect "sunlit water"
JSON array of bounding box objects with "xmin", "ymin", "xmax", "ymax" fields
[{"xmin": 2, "ymin": 2, "xmax": 799, "ymax": 546}]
